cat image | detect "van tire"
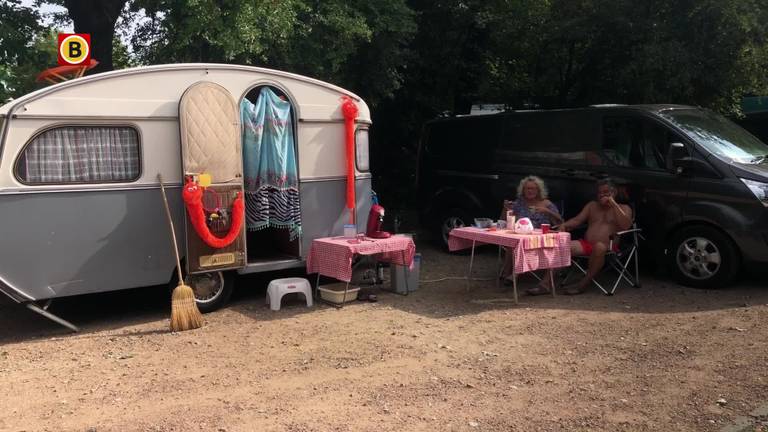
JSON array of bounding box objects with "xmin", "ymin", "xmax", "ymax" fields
[
  {"xmin": 169, "ymin": 270, "xmax": 234, "ymax": 313},
  {"xmin": 668, "ymin": 226, "xmax": 739, "ymax": 289},
  {"xmin": 436, "ymin": 207, "xmax": 474, "ymax": 252}
]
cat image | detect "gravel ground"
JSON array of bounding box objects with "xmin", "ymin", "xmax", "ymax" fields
[{"xmin": 1, "ymin": 242, "xmax": 767, "ymax": 432}]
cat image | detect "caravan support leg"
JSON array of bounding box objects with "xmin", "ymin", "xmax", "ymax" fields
[{"xmin": 26, "ymin": 302, "xmax": 79, "ymax": 332}]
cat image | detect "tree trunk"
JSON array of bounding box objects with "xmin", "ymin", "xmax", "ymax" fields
[{"xmin": 63, "ymin": 0, "xmax": 126, "ymax": 74}]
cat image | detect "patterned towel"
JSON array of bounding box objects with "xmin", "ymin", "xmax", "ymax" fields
[
  {"xmin": 241, "ymin": 88, "xmax": 301, "ymax": 240},
  {"xmin": 524, "ymin": 234, "xmax": 557, "ymax": 249}
]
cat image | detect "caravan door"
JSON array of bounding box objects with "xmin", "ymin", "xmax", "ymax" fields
[{"xmin": 179, "ymin": 81, "xmax": 246, "ymax": 273}]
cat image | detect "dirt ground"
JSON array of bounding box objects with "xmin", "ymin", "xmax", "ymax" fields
[{"xmin": 1, "ymin": 242, "xmax": 767, "ymax": 432}]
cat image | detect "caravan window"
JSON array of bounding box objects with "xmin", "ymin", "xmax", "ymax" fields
[
  {"xmin": 16, "ymin": 126, "xmax": 140, "ymax": 184},
  {"xmin": 355, "ymin": 128, "xmax": 370, "ymax": 172}
]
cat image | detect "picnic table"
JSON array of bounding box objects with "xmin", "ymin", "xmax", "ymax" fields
[
  {"xmin": 306, "ymin": 234, "xmax": 416, "ymax": 306},
  {"xmin": 448, "ymin": 227, "xmax": 571, "ymax": 303}
]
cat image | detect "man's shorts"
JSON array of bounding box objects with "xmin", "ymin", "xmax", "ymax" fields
[{"xmin": 578, "ymin": 239, "xmax": 619, "ymax": 255}]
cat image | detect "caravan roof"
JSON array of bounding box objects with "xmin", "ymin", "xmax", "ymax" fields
[{"xmin": 0, "ymin": 63, "xmax": 370, "ymax": 122}]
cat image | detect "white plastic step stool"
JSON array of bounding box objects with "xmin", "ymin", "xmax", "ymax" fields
[{"xmin": 266, "ymin": 277, "xmax": 313, "ymax": 311}]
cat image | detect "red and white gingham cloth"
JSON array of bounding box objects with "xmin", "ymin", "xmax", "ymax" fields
[
  {"xmin": 448, "ymin": 227, "xmax": 571, "ymax": 275},
  {"xmin": 306, "ymin": 235, "xmax": 416, "ymax": 282}
]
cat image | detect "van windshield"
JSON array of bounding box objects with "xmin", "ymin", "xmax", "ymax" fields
[{"xmin": 660, "ymin": 108, "xmax": 768, "ymax": 164}]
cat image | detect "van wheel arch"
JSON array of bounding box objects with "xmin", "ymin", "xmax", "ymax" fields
[
  {"xmin": 430, "ymin": 190, "xmax": 485, "ymax": 251},
  {"xmin": 665, "ymin": 222, "xmax": 741, "ymax": 288}
]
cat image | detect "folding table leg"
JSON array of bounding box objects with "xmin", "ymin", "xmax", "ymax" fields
[
  {"xmin": 396, "ymin": 249, "xmax": 410, "ymax": 296},
  {"xmin": 549, "ymin": 269, "xmax": 556, "ymax": 298},
  {"xmin": 512, "ymin": 273, "xmax": 518, "ymax": 304},
  {"xmin": 506, "ymin": 246, "xmax": 517, "ymax": 303},
  {"xmin": 340, "ymin": 282, "xmax": 350, "ymax": 308},
  {"xmin": 496, "ymin": 246, "xmax": 502, "ymax": 290},
  {"xmin": 466, "ymin": 240, "xmax": 476, "ymax": 292}
]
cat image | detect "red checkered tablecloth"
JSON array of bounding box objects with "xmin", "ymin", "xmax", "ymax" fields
[
  {"xmin": 448, "ymin": 227, "xmax": 571, "ymax": 275},
  {"xmin": 306, "ymin": 235, "xmax": 416, "ymax": 282}
]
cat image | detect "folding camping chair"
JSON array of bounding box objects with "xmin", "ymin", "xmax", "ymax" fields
[{"xmin": 559, "ymin": 223, "xmax": 644, "ymax": 295}]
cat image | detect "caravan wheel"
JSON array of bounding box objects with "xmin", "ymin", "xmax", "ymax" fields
[{"xmin": 170, "ymin": 271, "xmax": 234, "ymax": 313}]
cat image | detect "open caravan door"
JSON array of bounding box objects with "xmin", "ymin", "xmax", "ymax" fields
[{"xmin": 179, "ymin": 81, "xmax": 246, "ymax": 273}]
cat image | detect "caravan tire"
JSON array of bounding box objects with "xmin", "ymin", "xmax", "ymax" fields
[{"xmin": 169, "ymin": 270, "xmax": 234, "ymax": 313}]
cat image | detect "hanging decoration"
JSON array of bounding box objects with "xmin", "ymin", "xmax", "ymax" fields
[
  {"xmin": 340, "ymin": 96, "xmax": 358, "ymax": 225},
  {"xmin": 182, "ymin": 178, "xmax": 244, "ymax": 249}
]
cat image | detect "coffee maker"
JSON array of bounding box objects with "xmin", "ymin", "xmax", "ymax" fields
[{"xmin": 366, "ymin": 192, "xmax": 391, "ymax": 239}]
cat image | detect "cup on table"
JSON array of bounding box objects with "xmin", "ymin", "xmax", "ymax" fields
[
  {"xmin": 344, "ymin": 224, "xmax": 356, "ymax": 238},
  {"xmin": 541, "ymin": 223, "xmax": 550, "ymax": 234}
]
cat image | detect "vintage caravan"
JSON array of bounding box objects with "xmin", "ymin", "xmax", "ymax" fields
[{"xmin": 0, "ymin": 64, "xmax": 373, "ymax": 330}]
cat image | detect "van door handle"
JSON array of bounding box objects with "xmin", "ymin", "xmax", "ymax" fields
[{"xmin": 561, "ymin": 169, "xmax": 575, "ymax": 176}]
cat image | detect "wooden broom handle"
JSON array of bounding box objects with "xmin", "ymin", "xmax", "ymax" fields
[{"xmin": 158, "ymin": 174, "xmax": 185, "ymax": 282}]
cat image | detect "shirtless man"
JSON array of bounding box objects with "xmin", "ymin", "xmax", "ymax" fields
[{"xmin": 557, "ymin": 179, "xmax": 633, "ymax": 295}]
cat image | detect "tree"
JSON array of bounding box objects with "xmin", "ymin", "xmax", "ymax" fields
[
  {"xmin": 476, "ymin": 0, "xmax": 768, "ymax": 114},
  {"xmin": 128, "ymin": 0, "xmax": 415, "ymax": 106},
  {"xmin": 41, "ymin": 0, "xmax": 127, "ymax": 73},
  {"xmin": 0, "ymin": 1, "xmax": 56, "ymax": 102},
  {"xmin": 129, "ymin": 0, "xmax": 303, "ymax": 64}
]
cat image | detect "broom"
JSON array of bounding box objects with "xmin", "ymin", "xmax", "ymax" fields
[{"xmin": 158, "ymin": 174, "xmax": 203, "ymax": 331}]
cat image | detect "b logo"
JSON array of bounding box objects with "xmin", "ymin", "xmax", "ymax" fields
[{"xmin": 57, "ymin": 34, "xmax": 91, "ymax": 66}]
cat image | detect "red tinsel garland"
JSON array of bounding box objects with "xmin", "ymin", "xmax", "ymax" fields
[
  {"xmin": 340, "ymin": 96, "xmax": 359, "ymax": 224},
  {"xmin": 182, "ymin": 179, "xmax": 244, "ymax": 249}
]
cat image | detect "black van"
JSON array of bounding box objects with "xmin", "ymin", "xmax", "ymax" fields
[
  {"xmin": 735, "ymin": 111, "xmax": 768, "ymax": 145},
  {"xmin": 417, "ymin": 105, "xmax": 768, "ymax": 288}
]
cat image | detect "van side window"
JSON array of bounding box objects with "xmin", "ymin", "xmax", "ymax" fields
[
  {"xmin": 16, "ymin": 126, "xmax": 140, "ymax": 184},
  {"xmin": 603, "ymin": 117, "xmax": 679, "ymax": 170},
  {"xmin": 500, "ymin": 112, "xmax": 598, "ymax": 163}
]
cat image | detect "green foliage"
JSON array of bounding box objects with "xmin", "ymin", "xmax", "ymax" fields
[
  {"xmin": 0, "ymin": 0, "xmax": 57, "ymax": 102},
  {"xmin": 112, "ymin": 37, "xmax": 135, "ymax": 69},
  {"xmin": 468, "ymin": 0, "xmax": 768, "ymax": 115},
  {"xmin": 130, "ymin": 0, "xmax": 303, "ymax": 64},
  {"xmin": 128, "ymin": 0, "xmax": 415, "ymax": 106}
]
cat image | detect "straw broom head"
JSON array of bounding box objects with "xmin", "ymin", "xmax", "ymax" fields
[
  {"xmin": 170, "ymin": 281, "xmax": 204, "ymax": 332},
  {"xmin": 158, "ymin": 173, "xmax": 204, "ymax": 332}
]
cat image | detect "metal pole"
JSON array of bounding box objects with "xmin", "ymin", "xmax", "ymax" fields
[{"xmin": 26, "ymin": 303, "xmax": 78, "ymax": 332}]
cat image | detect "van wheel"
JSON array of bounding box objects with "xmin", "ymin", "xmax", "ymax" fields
[
  {"xmin": 668, "ymin": 226, "xmax": 738, "ymax": 289},
  {"xmin": 169, "ymin": 270, "xmax": 234, "ymax": 313},
  {"xmin": 437, "ymin": 207, "xmax": 473, "ymax": 251}
]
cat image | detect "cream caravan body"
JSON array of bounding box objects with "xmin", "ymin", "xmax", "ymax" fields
[{"xmin": 0, "ymin": 64, "xmax": 373, "ymax": 329}]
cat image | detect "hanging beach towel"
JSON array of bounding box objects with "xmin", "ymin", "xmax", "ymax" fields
[{"xmin": 241, "ymin": 88, "xmax": 301, "ymax": 239}]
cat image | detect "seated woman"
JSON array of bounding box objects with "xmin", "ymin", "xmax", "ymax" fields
[{"xmin": 500, "ymin": 175, "xmax": 563, "ymax": 294}]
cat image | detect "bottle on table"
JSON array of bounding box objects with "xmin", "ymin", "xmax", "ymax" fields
[{"xmin": 506, "ymin": 209, "xmax": 516, "ymax": 232}]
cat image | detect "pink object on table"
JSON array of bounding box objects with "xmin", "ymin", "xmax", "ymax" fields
[
  {"xmin": 448, "ymin": 227, "xmax": 571, "ymax": 275},
  {"xmin": 307, "ymin": 235, "xmax": 416, "ymax": 282}
]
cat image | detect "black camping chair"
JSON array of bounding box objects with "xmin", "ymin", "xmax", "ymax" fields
[{"xmin": 559, "ymin": 221, "xmax": 644, "ymax": 296}]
